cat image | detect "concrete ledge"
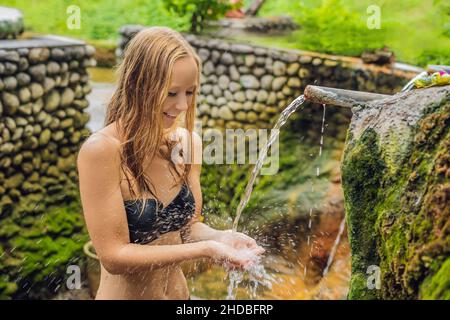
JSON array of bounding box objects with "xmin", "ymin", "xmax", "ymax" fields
[{"xmin": 0, "ymin": 35, "xmax": 85, "ymax": 49}]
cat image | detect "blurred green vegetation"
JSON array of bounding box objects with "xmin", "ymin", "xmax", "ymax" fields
[
  {"xmin": 0, "ymin": 198, "xmax": 88, "ymax": 299},
  {"xmin": 2, "ymin": 0, "xmax": 191, "ymax": 40},
  {"xmin": 162, "ymin": 0, "xmax": 235, "ymax": 33},
  {"xmin": 254, "ymin": 0, "xmax": 450, "ymax": 66},
  {"xmin": 3, "ymin": 0, "xmax": 448, "ymax": 66}
]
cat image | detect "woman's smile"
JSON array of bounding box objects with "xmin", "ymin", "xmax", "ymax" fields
[{"xmin": 163, "ymin": 111, "xmax": 178, "ymax": 119}]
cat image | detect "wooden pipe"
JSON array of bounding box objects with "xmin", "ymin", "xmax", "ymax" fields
[{"xmin": 304, "ymin": 85, "xmax": 391, "ymax": 108}]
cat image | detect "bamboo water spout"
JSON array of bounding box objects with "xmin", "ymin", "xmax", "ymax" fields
[{"xmin": 304, "ymin": 85, "xmax": 391, "ymax": 108}]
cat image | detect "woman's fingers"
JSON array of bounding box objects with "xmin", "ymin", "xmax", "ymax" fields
[
  {"xmin": 252, "ymin": 246, "xmax": 265, "ymax": 255},
  {"xmin": 234, "ymin": 232, "xmax": 259, "ymax": 248}
]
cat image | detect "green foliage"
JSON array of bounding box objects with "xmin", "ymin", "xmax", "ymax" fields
[
  {"xmin": 420, "ymin": 258, "xmax": 450, "ymax": 300},
  {"xmin": 255, "ymin": 0, "xmax": 450, "ymax": 66},
  {"xmin": 2, "ymin": 0, "xmax": 191, "ymax": 40},
  {"xmin": 295, "ymin": 0, "xmax": 386, "ymax": 56},
  {"xmin": 163, "ymin": 0, "xmax": 236, "ymax": 33}
]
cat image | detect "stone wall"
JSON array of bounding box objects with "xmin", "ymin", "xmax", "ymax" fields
[
  {"xmin": 205, "ymin": 15, "xmax": 298, "ymax": 34},
  {"xmin": 0, "ymin": 36, "xmax": 94, "ymax": 299},
  {"xmin": 118, "ymin": 25, "xmax": 421, "ymax": 135}
]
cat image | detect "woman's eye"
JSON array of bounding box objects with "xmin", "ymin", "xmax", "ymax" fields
[{"xmin": 168, "ymin": 91, "xmax": 193, "ymax": 97}]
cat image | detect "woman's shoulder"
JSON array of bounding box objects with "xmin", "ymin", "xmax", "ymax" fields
[{"xmin": 77, "ymin": 130, "xmax": 121, "ymax": 166}]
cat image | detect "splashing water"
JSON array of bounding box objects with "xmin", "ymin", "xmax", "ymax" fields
[{"xmin": 226, "ymin": 251, "xmax": 275, "ymax": 300}]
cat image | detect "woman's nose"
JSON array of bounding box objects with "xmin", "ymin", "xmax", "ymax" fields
[{"xmin": 175, "ymin": 95, "xmax": 189, "ymax": 111}]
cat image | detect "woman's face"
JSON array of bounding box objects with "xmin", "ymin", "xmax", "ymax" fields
[{"xmin": 162, "ymin": 56, "xmax": 198, "ymax": 129}]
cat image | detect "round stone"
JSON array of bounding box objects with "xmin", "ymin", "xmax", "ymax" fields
[
  {"xmin": 272, "ymin": 77, "xmax": 287, "ymax": 90},
  {"xmin": 61, "ymin": 88, "xmax": 75, "ymax": 106},
  {"xmin": 18, "ymin": 87, "xmax": 31, "ymax": 103},
  {"xmin": 3, "ymin": 76, "xmax": 17, "ymax": 90},
  {"xmin": 2, "ymin": 92, "xmax": 19, "ymax": 115},
  {"xmin": 240, "ymin": 75, "xmax": 260, "ymax": 89},
  {"xmin": 16, "ymin": 72, "xmax": 31, "ymax": 86},
  {"xmin": 287, "ymin": 77, "xmax": 301, "ymax": 88},
  {"xmin": 44, "ymin": 90, "xmax": 61, "ymax": 112},
  {"xmin": 247, "ymin": 111, "xmax": 258, "ymax": 123},
  {"xmin": 229, "ymin": 82, "xmax": 241, "ymax": 93},
  {"xmin": 229, "ymin": 65, "xmax": 240, "ymax": 81},
  {"xmin": 256, "ymin": 90, "xmax": 269, "ymax": 102},
  {"xmin": 245, "ymin": 89, "xmax": 258, "ymax": 101},
  {"xmin": 236, "ymin": 111, "xmax": 246, "ymax": 121},
  {"xmin": 261, "ymin": 75, "xmax": 274, "ymax": 90},
  {"xmin": 273, "ymin": 61, "xmax": 287, "ymax": 76},
  {"xmin": 287, "ymin": 63, "xmax": 300, "ymax": 75},
  {"xmin": 299, "ymin": 55, "xmax": 312, "ymax": 64},
  {"xmin": 202, "ymin": 84, "xmax": 212, "ymax": 95},
  {"xmin": 47, "ymin": 61, "xmax": 60, "ymax": 74},
  {"xmin": 245, "ymin": 55, "xmax": 256, "ymax": 67},
  {"xmin": 30, "ymin": 83, "xmax": 44, "ymax": 99},
  {"xmin": 203, "ymin": 61, "xmax": 214, "ymax": 75},
  {"xmin": 29, "ymin": 64, "xmax": 46, "ymax": 81},
  {"xmin": 220, "ymin": 52, "xmax": 234, "ymax": 65},
  {"xmin": 218, "ymin": 75, "xmax": 230, "ymax": 90},
  {"xmin": 28, "ymin": 48, "xmax": 50, "ymax": 63},
  {"xmin": 234, "ymin": 91, "xmax": 246, "ymax": 102},
  {"xmin": 253, "ymin": 68, "xmax": 265, "ymax": 77}
]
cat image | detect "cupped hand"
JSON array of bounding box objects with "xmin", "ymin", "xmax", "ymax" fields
[
  {"xmin": 215, "ymin": 229, "xmax": 265, "ymax": 254},
  {"xmin": 207, "ymin": 240, "xmax": 264, "ymax": 270}
]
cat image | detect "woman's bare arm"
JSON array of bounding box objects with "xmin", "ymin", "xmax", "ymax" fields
[
  {"xmin": 77, "ymin": 134, "xmax": 213, "ymax": 275},
  {"xmin": 181, "ymin": 131, "xmax": 263, "ymax": 254}
]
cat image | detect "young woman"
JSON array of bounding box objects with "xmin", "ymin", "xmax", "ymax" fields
[{"xmin": 77, "ymin": 27, "xmax": 264, "ymax": 300}]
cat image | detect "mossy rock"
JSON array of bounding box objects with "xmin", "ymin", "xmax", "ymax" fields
[
  {"xmin": 0, "ymin": 190, "xmax": 88, "ymax": 299},
  {"xmin": 342, "ymin": 85, "xmax": 449, "ymax": 299}
]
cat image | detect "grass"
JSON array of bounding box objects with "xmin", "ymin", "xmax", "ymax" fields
[
  {"xmin": 2, "ymin": 0, "xmax": 191, "ymax": 40},
  {"xmin": 252, "ymin": 0, "xmax": 450, "ymax": 66}
]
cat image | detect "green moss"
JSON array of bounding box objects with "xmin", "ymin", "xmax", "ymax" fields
[
  {"xmin": 420, "ymin": 258, "xmax": 450, "ymax": 299},
  {"xmin": 0, "ymin": 195, "xmax": 88, "ymax": 299},
  {"xmin": 347, "ymin": 272, "xmax": 378, "ymax": 300},
  {"xmin": 341, "ymin": 129, "xmax": 385, "ymax": 299},
  {"xmin": 342, "ymin": 94, "xmax": 449, "ymax": 299}
]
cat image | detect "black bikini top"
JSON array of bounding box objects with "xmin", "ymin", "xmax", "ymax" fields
[{"xmin": 124, "ymin": 183, "xmax": 196, "ymax": 244}]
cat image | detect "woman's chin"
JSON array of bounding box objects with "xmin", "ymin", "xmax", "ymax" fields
[{"xmin": 163, "ymin": 118, "xmax": 177, "ymax": 130}]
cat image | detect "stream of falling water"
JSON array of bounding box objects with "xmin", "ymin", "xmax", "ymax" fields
[
  {"xmin": 322, "ymin": 217, "xmax": 346, "ymax": 277},
  {"xmin": 231, "ymin": 94, "xmax": 306, "ymax": 231},
  {"xmin": 226, "ymin": 95, "xmax": 306, "ymax": 300},
  {"xmin": 304, "ymin": 103, "xmax": 327, "ymax": 278}
]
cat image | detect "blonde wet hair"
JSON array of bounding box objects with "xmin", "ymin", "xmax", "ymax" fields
[{"xmin": 104, "ymin": 26, "xmax": 201, "ymax": 210}]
